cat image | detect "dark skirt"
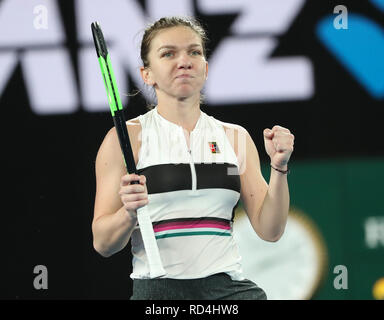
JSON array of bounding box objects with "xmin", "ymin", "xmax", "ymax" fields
[{"xmin": 130, "ymin": 272, "xmax": 267, "ymax": 300}]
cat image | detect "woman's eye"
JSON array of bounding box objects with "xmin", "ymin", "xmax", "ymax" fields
[
  {"xmin": 161, "ymin": 51, "xmax": 173, "ymax": 58},
  {"xmin": 190, "ymin": 50, "xmax": 202, "ymax": 56},
  {"xmin": 160, "ymin": 50, "xmax": 202, "ymax": 58}
]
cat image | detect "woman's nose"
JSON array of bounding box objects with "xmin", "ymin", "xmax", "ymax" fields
[{"xmin": 177, "ymin": 53, "xmax": 192, "ymax": 69}]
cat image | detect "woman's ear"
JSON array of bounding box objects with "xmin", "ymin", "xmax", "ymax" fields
[
  {"xmin": 205, "ymin": 61, "xmax": 208, "ymax": 80},
  {"xmin": 140, "ymin": 66, "xmax": 155, "ymax": 86}
]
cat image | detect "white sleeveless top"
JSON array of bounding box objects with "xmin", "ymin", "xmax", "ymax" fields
[{"xmin": 130, "ymin": 106, "xmax": 244, "ymax": 280}]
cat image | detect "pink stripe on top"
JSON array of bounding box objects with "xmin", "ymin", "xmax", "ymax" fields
[{"xmin": 154, "ymin": 223, "xmax": 231, "ymax": 232}]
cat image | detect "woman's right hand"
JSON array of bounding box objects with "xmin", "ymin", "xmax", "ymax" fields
[{"xmin": 119, "ymin": 174, "xmax": 149, "ymax": 217}]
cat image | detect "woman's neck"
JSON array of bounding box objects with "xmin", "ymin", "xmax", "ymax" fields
[{"xmin": 156, "ymin": 94, "xmax": 201, "ymax": 132}]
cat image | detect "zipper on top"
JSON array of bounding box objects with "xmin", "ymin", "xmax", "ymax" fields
[
  {"xmin": 188, "ymin": 149, "xmax": 197, "ymax": 191},
  {"xmin": 181, "ymin": 127, "xmax": 197, "ymax": 191}
]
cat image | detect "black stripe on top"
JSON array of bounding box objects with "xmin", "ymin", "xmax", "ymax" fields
[
  {"xmin": 195, "ymin": 163, "xmax": 240, "ymax": 192},
  {"xmin": 137, "ymin": 163, "xmax": 240, "ymax": 194}
]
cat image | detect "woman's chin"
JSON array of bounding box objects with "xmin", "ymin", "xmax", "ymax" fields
[{"xmin": 175, "ymin": 88, "xmax": 201, "ymax": 101}]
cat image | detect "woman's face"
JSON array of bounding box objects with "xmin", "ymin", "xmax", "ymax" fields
[{"xmin": 141, "ymin": 26, "xmax": 208, "ymax": 101}]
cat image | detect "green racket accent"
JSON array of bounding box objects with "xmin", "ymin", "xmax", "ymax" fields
[{"xmin": 97, "ymin": 54, "xmax": 123, "ymax": 116}]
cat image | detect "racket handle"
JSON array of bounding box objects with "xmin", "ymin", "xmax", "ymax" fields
[{"xmin": 136, "ymin": 206, "xmax": 166, "ymax": 278}]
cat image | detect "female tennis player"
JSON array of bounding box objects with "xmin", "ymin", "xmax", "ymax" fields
[{"xmin": 92, "ymin": 16, "xmax": 294, "ymax": 300}]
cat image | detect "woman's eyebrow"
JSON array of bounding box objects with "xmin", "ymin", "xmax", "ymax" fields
[{"xmin": 157, "ymin": 44, "xmax": 202, "ymax": 52}]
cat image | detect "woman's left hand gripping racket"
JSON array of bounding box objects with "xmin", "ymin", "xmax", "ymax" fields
[{"xmin": 91, "ymin": 21, "xmax": 166, "ymax": 278}]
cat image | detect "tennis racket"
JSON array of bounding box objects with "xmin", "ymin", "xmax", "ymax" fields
[{"xmin": 91, "ymin": 21, "xmax": 166, "ymax": 278}]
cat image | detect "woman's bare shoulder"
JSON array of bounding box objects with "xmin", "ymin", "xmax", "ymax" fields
[
  {"xmin": 212, "ymin": 119, "xmax": 248, "ymax": 162},
  {"xmin": 214, "ymin": 118, "xmax": 247, "ymax": 135},
  {"xmin": 102, "ymin": 118, "xmax": 141, "ymax": 145},
  {"xmin": 97, "ymin": 117, "xmax": 142, "ymax": 166},
  {"xmin": 126, "ymin": 117, "xmax": 141, "ymax": 128}
]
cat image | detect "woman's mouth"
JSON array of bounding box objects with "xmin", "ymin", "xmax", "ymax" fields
[{"xmin": 176, "ymin": 74, "xmax": 193, "ymax": 79}]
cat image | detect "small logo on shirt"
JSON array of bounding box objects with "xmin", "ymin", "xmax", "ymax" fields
[{"xmin": 208, "ymin": 142, "xmax": 220, "ymax": 153}]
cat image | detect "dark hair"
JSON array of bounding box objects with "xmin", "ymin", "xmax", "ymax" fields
[
  {"xmin": 140, "ymin": 16, "xmax": 209, "ymax": 68},
  {"xmin": 137, "ymin": 16, "xmax": 209, "ymax": 110}
]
